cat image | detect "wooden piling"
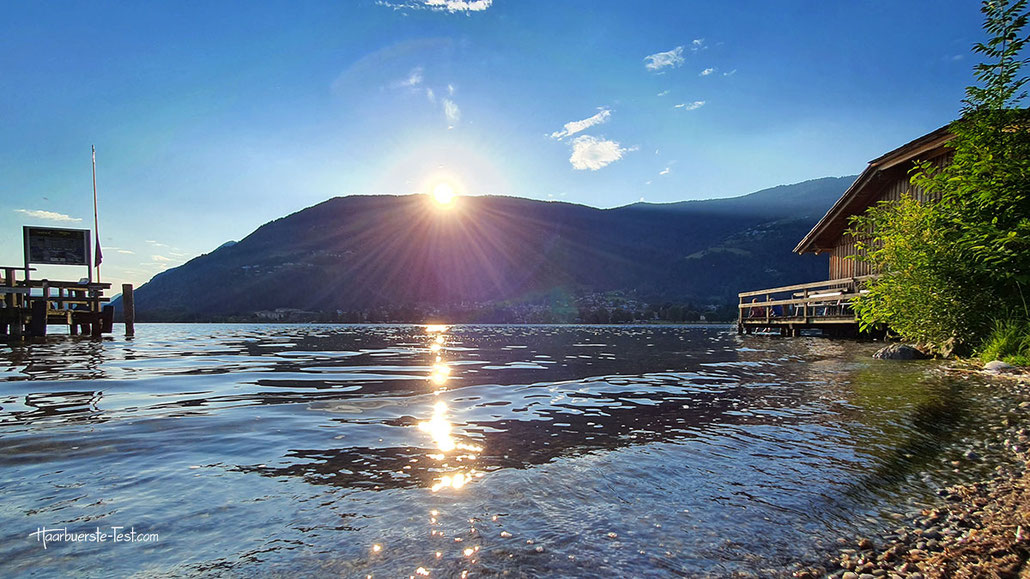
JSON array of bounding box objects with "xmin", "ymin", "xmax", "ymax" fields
[
  {"xmin": 122, "ymin": 283, "xmax": 135, "ymax": 337},
  {"xmin": 29, "ymin": 300, "xmax": 46, "ymax": 337}
]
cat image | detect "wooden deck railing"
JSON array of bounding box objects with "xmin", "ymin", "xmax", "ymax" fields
[
  {"xmin": 737, "ymin": 276, "xmax": 876, "ymax": 332},
  {"xmin": 1, "ymin": 266, "xmax": 113, "ymax": 337}
]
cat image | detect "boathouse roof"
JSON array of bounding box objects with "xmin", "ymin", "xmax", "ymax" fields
[{"xmin": 793, "ymin": 124, "xmax": 954, "ymax": 255}]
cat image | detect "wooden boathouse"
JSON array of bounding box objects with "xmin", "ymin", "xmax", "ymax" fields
[
  {"xmin": 1, "ymin": 226, "xmax": 114, "ymax": 339},
  {"xmin": 738, "ymin": 125, "xmax": 954, "ymax": 336}
]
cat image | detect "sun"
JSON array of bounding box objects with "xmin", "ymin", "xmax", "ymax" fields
[{"xmin": 432, "ymin": 182, "xmax": 456, "ymax": 206}]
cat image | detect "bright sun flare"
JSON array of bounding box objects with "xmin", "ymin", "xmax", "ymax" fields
[{"xmin": 432, "ymin": 183, "xmax": 456, "ymax": 206}]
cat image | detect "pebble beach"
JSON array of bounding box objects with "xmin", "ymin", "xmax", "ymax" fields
[{"xmin": 800, "ymin": 365, "xmax": 1030, "ymax": 579}]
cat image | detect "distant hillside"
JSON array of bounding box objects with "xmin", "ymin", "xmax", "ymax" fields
[{"xmin": 123, "ymin": 176, "xmax": 855, "ymax": 321}]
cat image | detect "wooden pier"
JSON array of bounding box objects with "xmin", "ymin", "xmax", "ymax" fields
[
  {"xmin": 737, "ymin": 276, "xmax": 877, "ymax": 337},
  {"xmin": 1, "ymin": 266, "xmax": 113, "ymax": 339}
]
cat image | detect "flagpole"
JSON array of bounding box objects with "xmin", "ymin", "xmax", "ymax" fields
[{"xmin": 92, "ymin": 145, "xmax": 101, "ymax": 283}]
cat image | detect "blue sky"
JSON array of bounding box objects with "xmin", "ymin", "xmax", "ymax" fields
[{"xmin": 1, "ymin": 1, "xmax": 985, "ymax": 291}]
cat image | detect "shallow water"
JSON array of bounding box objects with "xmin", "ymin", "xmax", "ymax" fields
[{"xmin": 0, "ymin": 324, "xmax": 1007, "ymax": 577}]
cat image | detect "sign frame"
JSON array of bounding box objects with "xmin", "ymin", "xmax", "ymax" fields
[{"xmin": 23, "ymin": 226, "xmax": 93, "ymax": 283}]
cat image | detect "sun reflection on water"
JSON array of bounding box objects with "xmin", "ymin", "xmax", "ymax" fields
[
  {"xmin": 419, "ymin": 402, "xmax": 456, "ymax": 452},
  {"xmin": 429, "ymin": 362, "xmax": 450, "ymax": 386},
  {"xmin": 417, "ymin": 325, "xmax": 484, "ymax": 496},
  {"xmin": 406, "ymin": 327, "xmax": 488, "ymax": 577}
]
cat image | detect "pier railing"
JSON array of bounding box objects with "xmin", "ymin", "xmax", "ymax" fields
[
  {"xmin": 1, "ymin": 266, "xmax": 112, "ymax": 338},
  {"xmin": 737, "ymin": 276, "xmax": 876, "ymax": 336}
]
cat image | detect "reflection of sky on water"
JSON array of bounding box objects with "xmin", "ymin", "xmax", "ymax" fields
[{"xmin": 0, "ymin": 323, "xmax": 1010, "ymax": 577}]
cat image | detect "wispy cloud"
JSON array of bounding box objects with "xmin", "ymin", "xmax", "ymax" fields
[
  {"xmin": 550, "ymin": 109, "xmax": 611, "ymax": 140},
  {"xmin": 656, "ymin": 90, "xmax": 670, "ymax": 97},
  {"xmin": 691, "ymin": 38, "xmax": 705, "ymax": 51},
  {"xmin": 722, "ymin": 69, "xmax": 737, "ymax": 77},
  {"xmin": 117, "ymin": 249, "xmax": 135, "ymax": 255},
  {"xmin": 426, "ymin": 0, "xmax": 492, "ymax": 10},
  {"xmin": 378, "ymin": 0, "xmax": 492, "ymax": 12},
  {"xmin": 394, "ymin": 67, "xmax": 423, "ymax": 89},
  {"xmin": 443, "ymin": 99, "xmax": 460, "ymax": 126},
  {"xmin": 674, "ymin": 100, "xmax": 705, "ymax": 111},
  {"xmin": 644, "ymin": 46, "xmax": 685, "ymax": 72},
  {"xmin": 699, "ymin": 67, "xmax": 716, "ymax": 76},
  {"xmin": 426, "ymin": 87, "xmax": 436, "ymax": 103},
  {"xmin": 14, "ymin": 209, "xmax": 81, "ymax": 222},
  {"xmin": 659, "ymin": 167, "xmax": 671, "ymax": 176},
  {"xmin": 152, "ymin": 255, "xmax": 174, "ymax": 263},
  {"xmin": 569, "ymin": 135, "xmax": 629, "ymax": 171}
]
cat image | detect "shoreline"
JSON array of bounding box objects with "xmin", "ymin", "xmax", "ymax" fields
[{"xmin": 799, "ymin": 363, "xmax": 1030, "ymax": 579}]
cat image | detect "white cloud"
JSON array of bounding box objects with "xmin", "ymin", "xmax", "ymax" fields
[
  {"xmin": 674, "ymin": 100, "xmax": 706, "ymax": 111},
  {"xmin": 722, "ymin": 69, "xmax": 737, "ymax": 77},
  {"xmin": 550, "ymin": 109, "xmax": 611, "ymax": 140},
  {"xmin": 656, "ymin": 90, "xmax": 670, "ymax": 97},
  {"xmin": 426, "ymin": 87, "xmax": 436, "ymax": 103},
  {"xmin": 443, "ymin": 99, "xmax": 461, "ymax": 125},
  {"xmin": 117, "ymin": 249, "xmax": 135, "ymax": 255},
  {"xmin": 14, "ymin": 209, "xmax": 81, "ymax": 222},
  {"xmin": 448, "ymin": 83, "xmax": 455, "ymax": 96},
  {"xmin": 379, "ymin": 0, "xmax": 492, "ymax": 12},
  {"xmin": 659, "ymin": 167, "xmax": 670, "ymax": 176},
  {"xmin": 425, "ymin": 0, "xmax": 492, "ymax": 10},
  {"xmin": 569, "ymin": 135, "xmax": 628, "ymax": 171},
  {"xmin": 152, "ymin": 255, "xmax": 174, "ymax": 263},
  {"xmin": 644, "ymin": 46, "xmax": 685, "ymax": 71},
  {"xmin": 700, "ymin": 67, "xmax": 716, "ymax": 76},
  {"xmin": 692, "ymin": 38, "xmax": 705, "ymax": 51},
  {"xmin": 394, "ymin": 67, "xmax": 423, "ymax": 89}
]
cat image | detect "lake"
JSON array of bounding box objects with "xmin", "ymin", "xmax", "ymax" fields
[{"xmin": 0, "ymin": 324, "xmax": 1012, "ymax": 577}]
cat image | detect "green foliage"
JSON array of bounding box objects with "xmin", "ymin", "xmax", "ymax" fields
[
  {"xmin": 966, "ymin": 0, "xmax": 1030, "ymax": 109},
  {"xmin": 848, "ymin": 0, "xmax": 1030, "ymax": 353},
  {"xmin": 849, "ymin": 195, "xmax": 997, "ymax": 348},
  {"xmin": 979, "ymin": 318, "xmax": 1030, "ymax": 365}
]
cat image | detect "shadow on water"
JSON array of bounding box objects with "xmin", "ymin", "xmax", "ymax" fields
[{"xmin": 843, "ymin": 370, "xmax": 971, "ymax": 495}]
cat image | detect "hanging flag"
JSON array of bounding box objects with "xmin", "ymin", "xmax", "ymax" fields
[{"xmin": 92, "ymin": 145, "xmax": 103, "ymax": 273}]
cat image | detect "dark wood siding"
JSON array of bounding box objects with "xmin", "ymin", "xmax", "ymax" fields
[{"xmin": 827, "ymin": 151, "xmax": 952, "ymax": 279}]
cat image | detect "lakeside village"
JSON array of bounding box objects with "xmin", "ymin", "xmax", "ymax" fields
[{"xmin": 250, "ymin": 292, "xmax": 736, "ymax": 325}]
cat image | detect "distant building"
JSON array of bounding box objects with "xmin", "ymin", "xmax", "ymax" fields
[{"xmin": 793, "ymin": 125, "xmax": 954, "ymax": 279}]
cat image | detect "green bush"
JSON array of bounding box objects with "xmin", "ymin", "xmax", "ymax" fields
[
  {"xmin": 978, "ymin": 318, "xmax": 1030, "ymax": 365},
  {"xmin": 847, "ymin": 0, "xmax": 1030, "ymax": 355}
]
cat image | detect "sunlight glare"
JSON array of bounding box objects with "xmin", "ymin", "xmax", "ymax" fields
[
  {"xmin": 432, "ymin": 182, "xmax": 455, "ymax": 206},
  {"xmin": 419, "ymin": 401, "xmax": 456, "ymax": 452}
]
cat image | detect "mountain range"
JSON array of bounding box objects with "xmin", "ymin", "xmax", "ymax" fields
[{"xmin": 123, "ymin": 176, "xmax": 855, "ymax": 322}]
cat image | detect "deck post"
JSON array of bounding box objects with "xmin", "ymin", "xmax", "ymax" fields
[
  {"xmin": 11, "ymin": 311, "xmax": 23, "ymax": 338},
  {"xmin": 3, "ymin": 268, "xmax": 14, "ymax": 309},
  {"xmin": 29, "ymin": 299, "xmax": 46, "ymax": 337},
  {"xmin": 122, "ymin": 283, "xmax": 135, "ymax": 337}
]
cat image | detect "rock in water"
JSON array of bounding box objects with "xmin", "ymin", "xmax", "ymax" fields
[
  {"xmin": 872, "ymin": 344, "xmax": 929, "ymax": 360},
  {"xmin": 984, "ymin": 360, "xmax": 1015, "ymax": 374}
]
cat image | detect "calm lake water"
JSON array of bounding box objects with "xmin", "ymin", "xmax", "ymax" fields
[{"xmin": 0, "ymin": 324, "xmax": 1010, "ymax": 577}]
